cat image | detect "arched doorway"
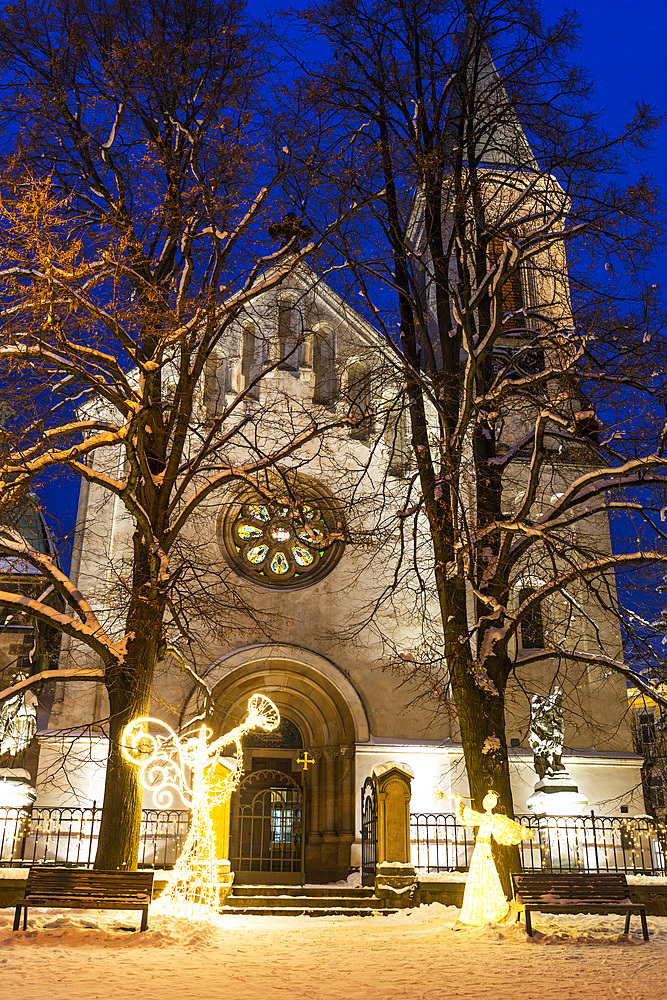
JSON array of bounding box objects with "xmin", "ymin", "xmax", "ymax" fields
[
  {"xmin": 231, "ymin": 768, "xmax": 305, "ymax": 884},
  {"xmin": 182, "ymin": 645, "xmax": 369, "ymax": 883},
  {"xmin": 230, "ymin": 717, "xmax": 306, "ymax": 884}
]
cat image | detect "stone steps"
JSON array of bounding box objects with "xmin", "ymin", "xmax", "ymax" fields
[
  {"xmin": 220, "ymin": 884, "xmax": 399, "ymax": 918},
  {"xmin": 228, "ymin": 884, "xmax": 375, "ymax": 898},
  {"xmin": 226, "ymin": 894, "xmax": 387, "ymax": 909},
  {"xmin": 222, "ymin": 905, "xmax": 398, "ymax": 917}
]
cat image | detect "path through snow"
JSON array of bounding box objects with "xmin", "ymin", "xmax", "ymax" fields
[{"xmin": 1, "ymin": 902, "xmax": 663, "ymax": 999}]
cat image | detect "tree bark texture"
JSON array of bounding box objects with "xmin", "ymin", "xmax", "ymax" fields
[{"xmin": 94, "ymin": 593, "xmax": 165, "ymax": 871}]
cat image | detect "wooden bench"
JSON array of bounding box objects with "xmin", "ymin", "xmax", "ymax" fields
[
  {"xmin": 512, "ymin": 872, "xmax": 649, "ymax": 941},
  {"xmin": 13, "ymin": 867, "xmax": 155, "ymax": 933}
]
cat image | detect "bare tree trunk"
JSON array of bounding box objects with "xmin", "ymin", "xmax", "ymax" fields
[
  {"xmin": 95, "ymin": 692, "xmax": 147, "ymax": 870},
  {"xmin": 450, "ymin": 665, "xmax": 520, "ymax": 894},
  {"xmin": 94, "ymin": 597, "xmax": 164, "ymax": 871}
]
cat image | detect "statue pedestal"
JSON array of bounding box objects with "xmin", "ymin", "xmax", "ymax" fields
[
  {"xmin": 526, "ymin": 769, "xmax": 588, "ymax": 816},
  {"xmin": 0, "ymin": 767, "xmax": 36, "ymax": 809},
  {"xmin": 0, "ymin": 768, "xmax": 36, "ymax": 862}
]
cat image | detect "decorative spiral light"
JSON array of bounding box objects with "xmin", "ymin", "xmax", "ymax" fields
[{"xmin": 122, "ymin": 694, "xmax": 280, "ymax": 919}]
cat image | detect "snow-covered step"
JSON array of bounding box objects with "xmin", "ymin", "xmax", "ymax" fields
[
  {"xmin": 221, "ymin": 884, "xmax": 398, "ymax": 916},
  {"xmin": 231, "ymin": 885, "xmax": 376, "ymax": 898},
  {"xmin": 226, "ymin": 893, "xmax": 388, "ymax": 909},
  {"xmin": 220, "ymin": 905, "xmax": 398, "ymax": 917}
]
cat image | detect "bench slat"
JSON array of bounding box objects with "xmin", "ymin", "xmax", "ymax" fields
[{"xmin": 25, "ymin": 870, "xmax": 153, "ymax": 893}]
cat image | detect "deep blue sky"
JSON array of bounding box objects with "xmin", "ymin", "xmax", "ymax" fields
[
  {"xmin": 574, "ymin": 0, "xmax": 667, "ymax": 274},
  {"xmin": 264, "ymin": 0, "xmax": 667, "ymax": 267},
  {"xmin": 43, "ymin": 0, "xmax": 667, "ymax": 575}
]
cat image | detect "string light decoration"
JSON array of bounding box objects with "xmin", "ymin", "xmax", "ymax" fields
[
  {"xmin": 122, "ymin": 694, "xmax": 280, "ymax": 918},
  {"xmin": 455, "ymin": 791, "xmax": 535, "ymax": 926}
]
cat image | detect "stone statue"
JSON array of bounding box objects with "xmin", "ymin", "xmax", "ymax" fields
[
  {"xmin": 0, "ymin": 674, "xmax": 38, "ymax": 759},
  {"xmin": 527, "ymin": 687, "xmax": 588, "ymax": 816},
  {"xmin": 529, "ymin": 687, "xmax": 565, "ymax": 780}
]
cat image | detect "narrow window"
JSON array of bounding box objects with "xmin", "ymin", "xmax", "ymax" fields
[
  {"xmin": 384, "ymin": 396, "xmax": 409, "ymax": 475},
  {"xmin": 649, "ymin": 773, "xmax": 666, "ymax": 813},
  {"xmin": 277, "ymin": 300, "xmax": 300, "ymax": 372},
  {"xmin": 313, "ymin": 328, "xmax": 336, "ymax": 405},
  {"xmin": 636, "ymin": 711, "xmax": 657, "ymax": 751},
  {"xmin": 488, "ymin": 236, "xmax": 524, "ymax": 330},
  {"xmin": 518, "ymin": 587, "xmax": 543, "ymax": 649},
  {"xmin": 241, "ymin": 324, "xmax": 260, "ymax": 399},
  {"xmin": 204, "ymin": 356, "xmax": 229, "ymax": 421},
  {"xmin": 347, "ymin": 362, "xmax": 373, "ymax": 441}
]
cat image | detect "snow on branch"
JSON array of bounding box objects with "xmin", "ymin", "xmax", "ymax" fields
[{"xmin": 0, "ymin": 667, "xmax": 104, "ymax": 706}]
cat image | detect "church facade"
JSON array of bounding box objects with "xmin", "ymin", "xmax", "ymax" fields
[{"xmin": 29, "ymin": 252, "xmax": 644, "ymax": 883}]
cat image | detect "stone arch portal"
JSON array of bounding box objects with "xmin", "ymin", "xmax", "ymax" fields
[{"xmin": 181, "ymin": 645, "xmax": 369, "ymax": 883}]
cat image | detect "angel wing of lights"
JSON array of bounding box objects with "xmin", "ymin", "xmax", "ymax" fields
[
  {"xmin": 121, "ymin": 717, "xmax": 195, "ymax": 808},
  {"xmin": 246, "ymin": 693, "xmax": 280, "ymax": 732}
]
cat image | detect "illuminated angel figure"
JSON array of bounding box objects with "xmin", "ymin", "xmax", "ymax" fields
[
  {"xmin": 122, "ymin": 693, "xmax": 280, "ymax": 918},
  {"xmin": 456, "ymin": 791, "xmax": 534, "ymax": 926}
]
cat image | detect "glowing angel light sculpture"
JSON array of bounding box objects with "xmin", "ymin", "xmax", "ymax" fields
[
  {"xmin": 122, "ymin": 693, "xmax": 280, "ymax": 917},
  {"xmin": 455, "ymin": 791, "xmax": 534, "ymax": 926}
]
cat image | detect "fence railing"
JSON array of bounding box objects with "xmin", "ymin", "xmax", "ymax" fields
[
  {"xmin": 0, "ymin": 805, "xmax": 190, "ymax": 869},
  {"xmin": 4, "ymin": 804, "xmax": 665, "ymax": 875},
  {"xmin": 411, "ymin": 811, "xmax": 667, "ymax": 876}
]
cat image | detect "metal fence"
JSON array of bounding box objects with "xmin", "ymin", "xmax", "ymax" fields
[
  {"xmin": 411, "ymin": 811, "xmax": 667, "ymax": 876},
  {"xmin": 0, "ymin": 805, "xmax": 190, "ymax": 868},
  {"xmin": 4, "ymin": 804, "xmax": 665, "ymax": 875}
]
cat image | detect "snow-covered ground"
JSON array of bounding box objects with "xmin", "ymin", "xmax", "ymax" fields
[{"xmin": 1, "ymin": 902, "xmax": 665, "ymax": 1000}]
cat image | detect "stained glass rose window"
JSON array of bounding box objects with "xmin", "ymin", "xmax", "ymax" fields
[{"xmin": 220, "ymin": 475, "xmax": 345, "ymax": 589}]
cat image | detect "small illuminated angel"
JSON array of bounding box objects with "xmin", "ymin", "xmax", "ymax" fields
[
  {"xmin": 122, "ymin": 693, "xmax": 280, "ymax": 917},
  {"xmin": 456, "ymin": 791, "xmax": 534, "ymax": 926}
]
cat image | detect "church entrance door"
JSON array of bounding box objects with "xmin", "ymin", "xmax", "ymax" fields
[{"xmin": 230, "ymin": 766, "xmax": 305, "ymax": 884}]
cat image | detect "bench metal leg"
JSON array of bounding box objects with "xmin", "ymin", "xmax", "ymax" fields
[
  {"xmin": 140, "ymin": 907, "xmax": 148, "ymax": 932},
  {"xmin": 640, "ymin": 910, "xmax": 649, "ymax": 942},
  {"xmin": 624, "ymin": 912, "xmax": 631, "ymax": 935},
  {"xmin": 13, "ymin": 906, "xmax": 21, "ymax": 932},
  {"xmin": 23, "ymin": 906, "xmax": 27, "ymax": 931},
  {"xmin": 525, "ymin": 910, "xmax": 533, "ymax": 937}
]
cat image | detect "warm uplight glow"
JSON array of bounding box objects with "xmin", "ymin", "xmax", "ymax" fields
[
  {"xmin": 122, "ymin": 694, "xmax": 280, "ymax": 918},
  {"xmin": 456, "ymin": 791, "xmax": 534, "ymax": 926}
]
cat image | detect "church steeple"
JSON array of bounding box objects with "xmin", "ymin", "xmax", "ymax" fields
[{"xmin": 448, "ymin": 17, "xmax": 538, "ymax": 172}]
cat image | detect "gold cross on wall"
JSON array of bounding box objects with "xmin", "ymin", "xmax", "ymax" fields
[{"xmin": 297, "ymin": 751, "xmax": 315, "ymax": 771}]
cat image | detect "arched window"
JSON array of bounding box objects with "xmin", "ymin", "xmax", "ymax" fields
[
  {"xmin": 241, "ymin": 323, "xmax": 260, "ymax": 399},
  {"xmin": 346, "ymin": 360, "xmax": 373, "ymax": 441},
  {"xmin": 382, "ymin": 392, "xmax": 409, "ymax": 475},
  {"xmin": 204, "ymin": 356, "xmax": 229, "ymax": 421},
  {"xmin": 313, "ymin": 327, "xmax": 336, "ymax": 405},
  {"xmin": 488, "ymin": 236, "xmax": 524, "ymax": 331},
  {"xmin": 277, "ymin": 299, "xmax": 301, "ymax": 373},
  {"xmin": 518, "ymin": 587, "xmax": 544, "ymax": 650}
]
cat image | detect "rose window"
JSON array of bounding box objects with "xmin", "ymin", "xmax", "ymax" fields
[{"xmin": 221, "ymin": 477, "xmax": 345, "ymax": 590}]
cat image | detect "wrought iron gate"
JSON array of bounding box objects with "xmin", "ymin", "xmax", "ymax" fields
[
  {"xmin": 231, "ymin": 768, "xmax": 305, "ymax": 884},
  {"xmin": 361, "ymin": 776, "xmax": 377, "ymax": 887}
]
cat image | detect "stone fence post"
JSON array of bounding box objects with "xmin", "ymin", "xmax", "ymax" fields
[{"xmin": 371, "ymin": 761, "xmax": 417, "ymax": 907}]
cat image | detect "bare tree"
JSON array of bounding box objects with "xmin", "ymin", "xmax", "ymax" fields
[
  {"xmin": 0, "ymin": 0, "xmax": 352, "ymax": 868},
  {"xmin": 286, "ymin": 0, "xmax": 667, "ymax": 885}
]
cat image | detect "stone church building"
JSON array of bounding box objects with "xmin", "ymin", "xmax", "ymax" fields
[
  {"xmin": 35, "ymin": 312, "xmax": 643, "ymax": 882},
  {"xmin": 13, "ymin": 79, "xmax": 645, "ymax": 884}
]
